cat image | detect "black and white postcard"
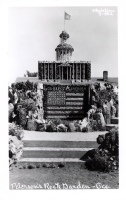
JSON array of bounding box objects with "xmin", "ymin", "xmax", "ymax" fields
[{"xmin": 0, "ymin": 0, "xmax": 126, "ymax": 200}]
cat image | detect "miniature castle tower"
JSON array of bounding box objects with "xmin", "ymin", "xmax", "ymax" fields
[{"xmin": 55, "ymin": 31, "xmax": 74, "ymax": 62}]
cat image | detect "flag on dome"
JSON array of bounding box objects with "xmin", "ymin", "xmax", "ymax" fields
[{"xmin": 64, "ymin": 12, "xmax": 72, "ymax": 20}]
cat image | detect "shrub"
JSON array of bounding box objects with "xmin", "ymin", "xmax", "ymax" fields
[
  {"xmin": 26, "ymin": 71, "xmax": 38, "ymax": 77},
  {"xmin": 19, "ymin": 98, "xmax": 36, "ymax": 112},
  {"xmin": 9, "ymin": 123, "xmax": 24, "ymax": 167},
  {"xmin": 9, "ymin": 123, "xmax": 24, "ymax": 140},
  {"xmin": 82, "ymin": 127, "xmax": 119, "ymax": 172},
  {"xmin": 15, "ymin": 80, "xmax": 36, "ymax": 92},
  {"xmin": 50, "ymin": 118, "xmax": 62, "ymax": 126},
  {"xmin": 16, "ymin": 108, "xmax": 27, "ymax": 128},
  {"xmin": 16, "ymin": 99, "xmax": 36, "ymax": 128}
]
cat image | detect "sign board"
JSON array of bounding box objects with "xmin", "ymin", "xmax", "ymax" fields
[{"xmin": 43, "ymin": 84, "xmax": 90, "ymax": 119}]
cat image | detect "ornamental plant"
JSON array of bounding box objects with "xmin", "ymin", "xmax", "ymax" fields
[
  {"xmin": 9, "ymin": 123, "xmax": 24, "ymax": 167},
  {"xmin": 26, "ymin": 71, "xmax": 38, "ymax": 77},
  {"xmin": 81, "ymin": 127, "xmax": 119, "ymax": 172},
  {"xmin": 19, "ymin": 98, "xmax": 36, "ymax": 112},
  {"xmin": 9, "ymin": 123, "xmax": 24, "ymax": 140},
  {"xmin": 92, "ymin": 82, "xmax": 118, "ymax": 105},
  {"xmin": 16, "ymin": 99, "xmax": 36, "ymax": 128},
  {"xmin": 15, "ymin": 80, "xmax": 36, "ymax": 92}
]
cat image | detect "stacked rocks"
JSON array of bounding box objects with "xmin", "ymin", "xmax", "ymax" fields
[{"xmin": 9, "ymin": 123, "xmax": 24, "ymax": 167}]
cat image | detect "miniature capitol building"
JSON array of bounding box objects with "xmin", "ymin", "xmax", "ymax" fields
[
  {"xmin": 37, "ymin": 30, "xmax": 92, "ymax": 119},
  {"xmin": 38, "ymin": 31, "xmax": 91, "ymax": 82}
]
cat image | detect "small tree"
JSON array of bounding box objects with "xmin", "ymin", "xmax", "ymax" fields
[{"xmin": 26, "ymin": 70, "xmax": 38, "ymax": 77}]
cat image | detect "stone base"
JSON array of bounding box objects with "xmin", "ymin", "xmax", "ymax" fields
[
  {"xmin": 105, "ymin": 124, "xmax": 118, "ymax": 131},
  {"xmin": 111, "ymin": 117, "xmax": 118, "ymax": 124},
  {"xmin": 27, "ymin": 120, "xmax": 37, "ymax": 131}
]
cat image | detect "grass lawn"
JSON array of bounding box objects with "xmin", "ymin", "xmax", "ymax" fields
[{"xmin": 9, "ymin": 163, "xmax": 119, "ymax": 190}]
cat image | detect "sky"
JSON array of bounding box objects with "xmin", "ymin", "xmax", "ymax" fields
[{"xmin": 8, "ymin": 7, "xmax": 118, "ymax": 83}]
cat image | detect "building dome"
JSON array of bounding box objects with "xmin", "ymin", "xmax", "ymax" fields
[
  {"xmin": 55, "ymin": 30, "xmax": 74, "ymax": 62},
  {"xmin": 59, "ymin": 31, "xmax": 69, "ymax": 39},
  {"xmin": 55, "ymin": 43, "xmax": 74, "ymax": 52}
]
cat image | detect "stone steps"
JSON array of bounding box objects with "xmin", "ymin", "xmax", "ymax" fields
[
  {"xmin": 19, "ymin": 131, "xmax": 106, "ymax": 165},
  {"xmin": 23, "ymin": 147, "xmax": 93, "ymax": 151},
  {"xmin": 20, "ymin": 140, "xmax": 96, "ymax": 163},
  {"xmin": 23, "ymin": 140, "xmax": 99, "ymax": 148},
  {"xmin": 19, "ymin": 158, "xmax": 85, "ymax": 165},
  {"xmin": 22, "ymin": 147, "xmax": 93, "ymax": 159}
]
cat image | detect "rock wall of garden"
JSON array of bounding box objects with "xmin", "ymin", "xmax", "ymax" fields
[{"xmin": 36, "ymin": 83, "xmax": 44, "ymax": 120}]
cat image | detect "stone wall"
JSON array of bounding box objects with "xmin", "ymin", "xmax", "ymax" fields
[{"xmin": 36, "ymin": 83, "xmax": 44, "ymax": 120}]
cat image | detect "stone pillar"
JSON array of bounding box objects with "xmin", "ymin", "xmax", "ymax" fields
[
  {"xmin": 60, "ymin": 50, "xmax": 62, "ymax": 62},
  {"xmin": 64, "ymin": 50, "xmax": 65, "ymax": 61},
  {"xmin": 57, "ymin": 50, "xmax": 59, "ymax": 61},
  {"xmin": 83, "ymin": 63, "xmax": 85, "ymax": 80},
  {"xmin": 62, "ymin": 66, "xmax": 63, "ymax": 80},
  {"xmin": 80, "ymin": 63, "xmax": 81, "ymax": 81},
  {"xmin": 42, "ymin": 63, "xmax": 44, "ymax": 80},
  {"xmin": 62, "ymin": 50, "xmax": 64, "ymax": 61},
  {"xmin": 48, "ymin": 63, "xmax": 49, "ymax": 80},
  {"xmin": 58, "ymin": 51, "xmax": 59, "ymax": 61},
  {"xmin": 45, "ymin": 63, "xmax": 47, "ymax": 80},
  {"xmin": 67, "ymin": 66, "xmax": 68, "ymax": 80},
  {"xmin": 103, "ymin": 71, "xmax": 108, "ymax": 81},
  {"xmin": 58, "ymin": 50, "xmax": 60, "ymax": 61},
  {"xmin": 56, "ymin": 50, "xmax": 58, "ymax": 61},
  {"xmin": 60, "ymin": 67, "xmax": 61, "ymax": 80},
  {"xmin": 52, "ymin": 64, "xmax": 53, "ymax": 80},
  {"xmin": 76, "ymin": 64, "xmax": 77, "ymax": 81},
  {"xmin": 58, "ymin": 66, "xmax": 61, "ymax": 79},
  {"xmin": 55, "ymin": 63, "xmax": 56, "ymax": 80},
  {"xmin": 88, "ymin": 85, "xmax": 91, "ymax": 107},
  {"xmin": 44, "ymin": 63, "xmax": 46, "ymax": 80},
  {"xmin": 70, "ymin": 66, "xmax": 71, "ymax": 80},
  {"xmin": 62, "ymin": 50, "xmax": 63, "ymax": 62},
  {"xmin": 68, "ymin": 51, "xmax": 70, "ymax": 61},
  {"xmin": 73, "ymin": 63, "xmax": 74, "ymax": 81},
  {"xmin": 87, "ymin": 63, "xmax": 91, "ymax": 80},
  {"xmin": 69, "ymin": 50, "xmax": 72, "ymax": 61},
  {"xmin": 41, "ymin": 63, "xmax": 43, "ymax": 80}
]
